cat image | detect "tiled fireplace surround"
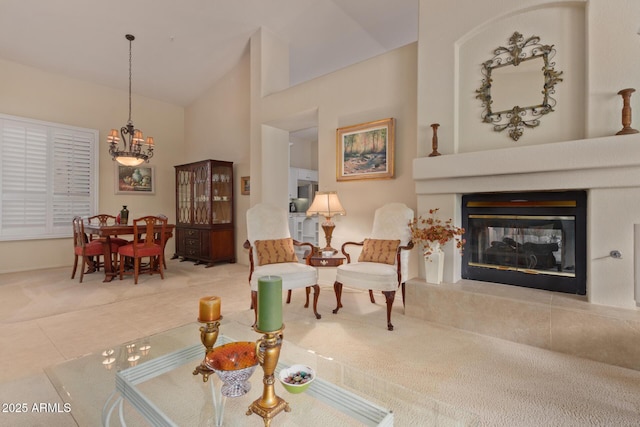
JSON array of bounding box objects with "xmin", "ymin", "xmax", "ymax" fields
[{"xmin": 405, "ymin": 134, "xmax": 640, "ymax": 371}]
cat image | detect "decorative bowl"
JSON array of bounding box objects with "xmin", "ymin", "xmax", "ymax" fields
[
  {"xmin": 205, "ymin": 341, "xmax": 259, "ymax": 397},
  {"xmin": 278, "ymin": 364, "xmax": 315, "ymax": 394}
]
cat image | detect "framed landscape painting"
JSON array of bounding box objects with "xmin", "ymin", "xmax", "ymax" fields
[
  {"xmin": 115, "ymin": 165, "xmax": 155, "ymax": 194},
  {"xmin": 336, "ymin": 118, "xmax": 395, "ymax": 181}
]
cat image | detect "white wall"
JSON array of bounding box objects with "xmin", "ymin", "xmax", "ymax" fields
[
  {"xmin": 290, "ymin": 139, "xmax": 318, "ymax": 170},
  {"xmin": 184, "ymin": 54, "xmax": 251, "ymax": 263},
  {"xmin": 416, "ymin": 0, "xmax": 640, "ymax": 309},
  {"xmin": 0, "ymin": 59, "xmax": 184, "ymax": 274},
  {"xmin": 418, "ymin": 0, "xmax": 640, "ymax": 154},
  {"xmin": 457, "ymin": 4, "xmax": 586, "ymax": 150},
  {"xmin": 587, "ymin": 0, "xmax": 640, "ymax": 136},
  {"xmin": 186, "ymin": 31, "xmax": 420, "ymax": 272},
  {"xmin": 249, "ymin": 31, "xmax": 419, "ymax": 277}
]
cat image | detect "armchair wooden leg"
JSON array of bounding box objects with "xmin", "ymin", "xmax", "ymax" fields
[
  {"xmin": 382, "ymin": 290, "xmax": 396, "ymax": 331},
  {"xmin": 332, "ymin": 281, "xmax": 343, "ymax": 314},
  {"xmin": 251, "ymin": 290, "xmax": 258, "ymax": 327},
  {"xmin": 286, "ymin": 289, "xmax": 292, "ymax": 304},
  {"xmin": 401, "ymin": 282, "xmax": 406, "ymax": 307},
  {"xmin": 368, "ymin": 290, "xmax": 376, "ymax": 304},
  {"xmin": 311, "ymin": 285, "xmax": 321, "ymax": 319},
  {"xmin": 304, "ymin": 287, "xmax": 311, "ymax": 308}
]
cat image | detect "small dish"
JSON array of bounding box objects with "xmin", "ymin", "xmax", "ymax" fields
[{"xmin": 278, "ymin": 364, "xmax": 315, "ymax": 394}]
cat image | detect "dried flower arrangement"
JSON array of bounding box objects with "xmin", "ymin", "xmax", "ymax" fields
[{"xmin": 408, "ymin": 208, "xmax": 465, "ymax": 256}]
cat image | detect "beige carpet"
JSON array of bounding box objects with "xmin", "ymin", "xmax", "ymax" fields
[{"xmin": 0, "ymin": 260, "xmax": 639, "ymax": 426}]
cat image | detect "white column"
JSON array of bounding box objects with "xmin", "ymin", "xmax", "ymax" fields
[{"xmin": 634, "ymin": 224, "xmax": 640, "ymax": 307}]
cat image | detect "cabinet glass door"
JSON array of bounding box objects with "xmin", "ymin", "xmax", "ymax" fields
[
  {"xmin": 177, "ymin": 169, "xmax": 192, "ymax": 224},
  {"xmin": 193, "ymin": 162, "xmax": 211, "ymax": 225},
  {"xmin": 211, "ymin": 164, "xmax": 232, "ymax": 224}
]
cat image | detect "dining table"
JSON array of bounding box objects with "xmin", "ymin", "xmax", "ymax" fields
[{"xmin": 83, "ymin": 221, "xmax": 175, "ymax": 282}]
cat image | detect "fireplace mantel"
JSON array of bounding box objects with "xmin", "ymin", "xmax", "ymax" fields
[
  {"xmin": 413, "ymin": 134, "xmax": 640, "ymax": 195},
  {"xmin": 413, "ymin": 133, "xmax": 640, "ymax": 310}
]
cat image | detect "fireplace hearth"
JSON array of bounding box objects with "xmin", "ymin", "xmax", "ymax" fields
[{"xmin": 461, "ymin": 191, "xmax": 586, "ymax": 295}]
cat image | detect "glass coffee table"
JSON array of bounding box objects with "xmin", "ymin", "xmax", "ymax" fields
[{"xmin": 46, "ymin": 320, "xmax": 478, "ymax": 426}]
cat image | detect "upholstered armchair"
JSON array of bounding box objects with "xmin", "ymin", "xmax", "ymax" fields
[
  {"xmin": 333, "ymin": 203, "xmax": 414, "ymax": 330},
  {"xmin": 244, "ymin": 203, "xmax": 320, "ymax": 323}
]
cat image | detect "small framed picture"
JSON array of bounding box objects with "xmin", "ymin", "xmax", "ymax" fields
[
  {"xmin": 336, "ymin": 118, "xmax": 395, "ymax": 181},
  {"xmin": 115, "ymin": 165, "xmax": 155, "ymax": 195},
  {"xmin": 241, "ymin": 176, "xmax": 250, "ymax": 195}
]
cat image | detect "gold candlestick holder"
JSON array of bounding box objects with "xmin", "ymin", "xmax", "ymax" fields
[
  {"xmin": 192, "ymin": 316, "xmax": 222, "ymax": 382},
  {"xmin": 246, "ymin": 324, "xmax": 290, "ymax": 426}
]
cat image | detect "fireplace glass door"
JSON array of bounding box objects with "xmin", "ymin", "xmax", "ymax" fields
[
  {"xmin": 462, "ymin": 191, "xmax": 586, "ymax": 295},
  {"xmin": 467, "ymin": 215, "xmax": 575, "ymax": 276}
]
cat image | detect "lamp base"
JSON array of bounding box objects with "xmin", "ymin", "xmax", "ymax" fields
[
  {"xmin": 321, "ymin": 222, "xmax": 337, "ymax": 254},
  {"xmin": 320, "ymin": 246, "xmax": 338, "ymax": 255}
]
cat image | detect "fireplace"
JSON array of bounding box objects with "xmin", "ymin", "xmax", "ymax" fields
[{"xmin": 461, "ymin": 191, "xmax": 586, "ymax": 295}]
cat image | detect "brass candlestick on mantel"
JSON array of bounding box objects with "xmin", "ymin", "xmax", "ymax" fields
[
  {"xmin": 192, "ymin": 317, "xmax": 222, "ymax": 382},
  {"xmin": 247, "ymin": 325, "xmax": 290, "ymax": 426},
  {"xmin": 428, "ymin": 123, "xmax": 441, "ymax": 157},
  {"xmin": 616, "ymin": 88, "xmax": 639, "ymax": 135}
]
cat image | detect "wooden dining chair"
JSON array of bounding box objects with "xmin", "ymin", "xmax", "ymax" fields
[
  {"xmin": 134, "ymin": 214, "xmax": 169, "ymax": 270},
  {"xmin": 87, "ymin": 214, "xmax": 129, "ymax": 268},
  {"xmin": 71, "ymin": 216, "xmax": 106, "ymax": 283},
  {"xmin": 87, "ymin": 214, "xmax": 129, "ymax": 243},
  {"xmin": 118, "ymin": 215, "xmax": 167, "ymax": 284},
  {"xmin": 155, "ymin": 214, "xmax": 169, "ymax": 269}
]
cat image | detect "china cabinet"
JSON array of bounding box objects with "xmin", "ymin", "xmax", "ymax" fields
[{"xmin": 174, "ymin": 160, "xmax": 235, "ymax": 267}]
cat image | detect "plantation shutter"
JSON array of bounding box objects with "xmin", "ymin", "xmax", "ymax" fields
[
  {"xmin": 52, "ymin": 129, "xmax": 94, "ymax": 233},
  {"xmin": 0, "ymin": 114, "xmax": 98, "ymax": 240}
]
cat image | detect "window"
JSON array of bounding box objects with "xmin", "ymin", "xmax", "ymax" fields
[{"xmin": 0, "ymin": 113, "xmax": 98, "ymax": 241}]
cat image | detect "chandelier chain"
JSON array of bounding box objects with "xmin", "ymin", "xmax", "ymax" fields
[{"xmin": 128, "ymin": 36, "xmax": 133, "ymax": 124}]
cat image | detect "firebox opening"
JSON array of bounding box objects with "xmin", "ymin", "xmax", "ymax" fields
[{"xmin": 461, "ymin": 191, "xmax": 586, "ymax": 295}]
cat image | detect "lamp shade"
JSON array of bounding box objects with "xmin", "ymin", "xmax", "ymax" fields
[
  {"xmin": 306, "ymin": 191, "xmax": 346, "ymax": 219},
  {"xmin": 107, "ymin": 129, "xmax": 120, "ymax": 143}
]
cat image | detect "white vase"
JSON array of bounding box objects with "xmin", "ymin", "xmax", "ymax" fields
[{"xmin": 424, "ymin": 242, "xmax": 444, "ymax": 284}]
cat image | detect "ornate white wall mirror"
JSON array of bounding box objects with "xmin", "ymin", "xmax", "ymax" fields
[{"xmin": 475, "ymin": 32, "xmax": 563, "ymax": 141}]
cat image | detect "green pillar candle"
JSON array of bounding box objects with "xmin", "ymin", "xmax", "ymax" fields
[{"xmin": 257, "ymin": 275, "xmax": 283, "ymax": 332}]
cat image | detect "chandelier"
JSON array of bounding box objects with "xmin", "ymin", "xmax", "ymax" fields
[{"xmin": 108, "ymin": 34, "xmax": 154, "ymax": 167}]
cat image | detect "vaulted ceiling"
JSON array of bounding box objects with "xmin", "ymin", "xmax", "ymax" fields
[{"xmin": 0, "ymin": 0, "xmax": 418, "ymax": 106}]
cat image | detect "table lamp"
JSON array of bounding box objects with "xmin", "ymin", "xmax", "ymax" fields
[{"xmin": 306, "ymin": 191, "xmax": 346, "ymax": 254}]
